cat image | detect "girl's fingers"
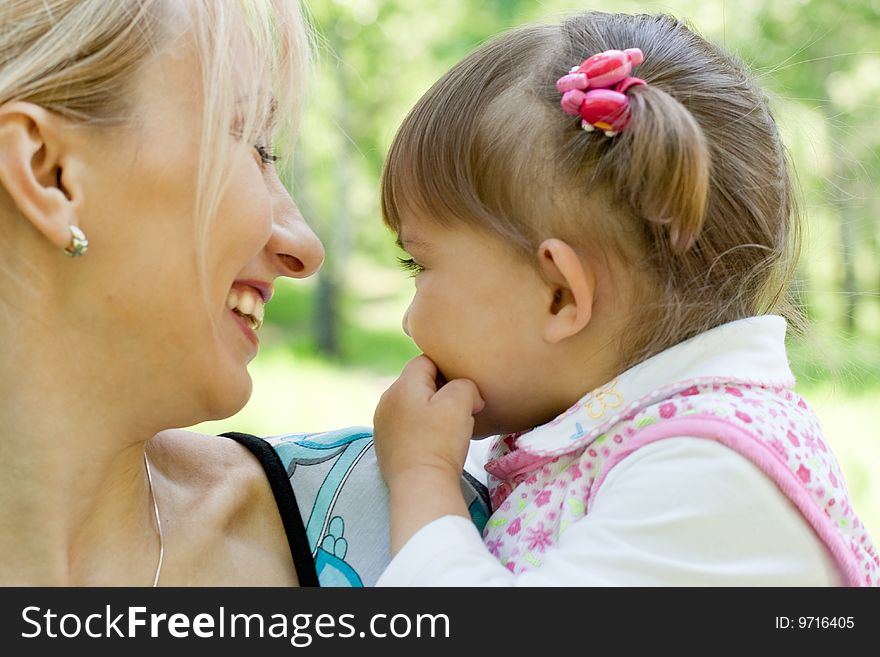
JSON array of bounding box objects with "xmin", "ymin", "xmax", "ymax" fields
[
  {"xmin": 433, "ymin": 378, "xmax": 485, "ymax": 414},
  {"xmin": 398, "ymin": 354, "xmax": 439, "ymax": 391}
]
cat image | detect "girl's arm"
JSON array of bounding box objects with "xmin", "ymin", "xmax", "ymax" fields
[{"xmin": 373, "ymin": 355, "xmax": 484, "ymax": 554}]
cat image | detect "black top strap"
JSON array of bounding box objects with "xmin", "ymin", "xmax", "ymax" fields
[{"xmin": 221, "ymin": 431, "xmax": 320, "ymax": 587}]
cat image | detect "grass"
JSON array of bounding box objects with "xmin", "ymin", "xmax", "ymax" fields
[{"xmin": 194, "ymin": 257, "xmax": 880, "ymax": 545}]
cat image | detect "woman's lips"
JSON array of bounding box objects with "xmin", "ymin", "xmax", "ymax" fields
[
  {"xmin": 229, "ymin": 307, "xmax": 259, "ymax": 347},
  {"xmin": 226, "ymin": 280, "xmax": 272, "ymax": 349}
]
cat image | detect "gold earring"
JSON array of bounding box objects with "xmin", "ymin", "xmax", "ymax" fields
[{"xmin": 63, "ymin": 225, "xmax": 89, "ymax": 257}]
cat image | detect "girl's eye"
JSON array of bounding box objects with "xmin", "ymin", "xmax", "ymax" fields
[
  {"xmin": 397, "ymin": 257, "xmax": 425, "ymax": 277},
  {"xmin": 254, "ymin": 144, "xmax": 278, "ymax": 166}
]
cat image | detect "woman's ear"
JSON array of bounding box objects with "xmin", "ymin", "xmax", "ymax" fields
[
  {"xmin": 536, "ymin": 238, "xmax": 596, "ymax": 343},
  {"xmin": 0, "ymin": 102, "xmax": 81, "ymax": 250}
]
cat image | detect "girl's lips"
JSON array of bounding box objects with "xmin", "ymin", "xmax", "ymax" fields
[{"xmin": 229, "ymin": 308, "xmax": 259, "ymax": 348}]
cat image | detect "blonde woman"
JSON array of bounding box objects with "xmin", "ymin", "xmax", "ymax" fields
[{"xmin": 0, "ymin": 0, "xmax": 330, "ymax": 586}]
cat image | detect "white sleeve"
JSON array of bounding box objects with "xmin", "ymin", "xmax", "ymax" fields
[{"xmin": 376, "ymin": 437, "xmax": 842, "ymax": 586}]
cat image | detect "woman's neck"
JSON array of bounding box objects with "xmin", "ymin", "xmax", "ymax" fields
[{"xmin": 0, "ymin": 324, "xmax": 163, "ymax": 585}]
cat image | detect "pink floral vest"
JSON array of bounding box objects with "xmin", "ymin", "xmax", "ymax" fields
[{"xmin": 483, "ymin": 379, "xmax": 879, "ymax": 586}]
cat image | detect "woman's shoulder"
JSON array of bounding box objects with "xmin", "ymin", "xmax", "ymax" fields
[
  {"xmin": 147, "ymin": 429, "xmax": 300, "ymax": 585},
  {"xmin": 151, "ymin": 429, "xmax": 269, "ymax": 498}
]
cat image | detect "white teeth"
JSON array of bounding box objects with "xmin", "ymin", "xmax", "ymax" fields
[
  {"xmin": 226, "ymin": 287, "xmax": 265, "ymax": 331},
  {"xmin": 237, "ymin": 291, "xmax": 256, "ymax": 317}
]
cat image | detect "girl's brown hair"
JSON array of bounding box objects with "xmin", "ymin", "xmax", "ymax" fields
[{"xmin": 381, "ymin": 12, "xmax": 802, "ymax": 371}]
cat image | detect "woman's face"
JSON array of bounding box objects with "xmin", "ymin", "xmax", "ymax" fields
[{"xmin": 68, "ymin": 38, "xmax": 323, "ymax": 426}]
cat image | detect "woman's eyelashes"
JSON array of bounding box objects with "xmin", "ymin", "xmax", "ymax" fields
[
  {"xmin": 254, "ymin": 143, "xmax": 278, "ymax": 166},
  {"xmin": 397, "ymin": 256, "xmax": 425, "ymax": 277}
]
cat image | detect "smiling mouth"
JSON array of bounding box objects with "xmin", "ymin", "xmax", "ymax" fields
[{"xmin": 226, "ymin": 287, "xmax": 265, "ymax": 331}]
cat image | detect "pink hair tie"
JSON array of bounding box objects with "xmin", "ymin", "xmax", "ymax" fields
[{"xmin": 556, "ymin": 48, "xmax": 645, "ymax": 137}]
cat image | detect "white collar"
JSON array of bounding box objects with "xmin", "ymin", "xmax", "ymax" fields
[{"xmin": 513, "ymin": 315, "xmax": 794, "ymax": 456}]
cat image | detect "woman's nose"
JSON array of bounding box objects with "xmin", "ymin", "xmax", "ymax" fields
[{"xmin": 269, "ymin": 196, "xmax": 325, "ymax": 279}]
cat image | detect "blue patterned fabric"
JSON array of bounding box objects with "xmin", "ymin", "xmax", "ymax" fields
[{"xmin": 266, "ymin": 427, "xmax": 491, "ymax": 587}]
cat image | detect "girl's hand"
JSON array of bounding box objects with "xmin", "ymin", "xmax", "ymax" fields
[
  {"xmin": 373, "ymin": 355, "xmax": 485, "ymax": 553},
  {"xmin": 373, "ymin": 355, "xmax": 485, "ymax": 486}
]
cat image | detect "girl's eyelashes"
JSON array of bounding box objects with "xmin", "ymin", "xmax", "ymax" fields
[
  {"xmin": 254, "ymin": 143, "xmax": 278, "ymax": 166},
  {"xmin": 397, "ymin": 256, "xmax": 425, "ymax": 277}
]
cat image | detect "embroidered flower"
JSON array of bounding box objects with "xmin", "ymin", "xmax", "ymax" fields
[
  {"xmin": 681, "ymin": 385, "xmax": 700, "ymax": 396},
  {"xmin": 525, "ymin": 524, "xmax": 554, "ymax": 552},
  {"xmin": 829, "ymin": 470, "xmax": 839, "ymax": 489},
  {"xmin": 581, "ymin": 379, "xmax": 624, "ymax": 419},
  {"xmin": 724, "ymin": 386, "xmax": 744, "ymax": 397},
  {"xmin": 486, "ymin": 538, "xmax": 504, "ymax": 556},
  {"xmin": 796, "ymin": 464, "xmax": 812, "ymax": 484},
  {"xmin": 659, "ymin": 402, "xmax": 676, "ymax": 419},
  {"xmin": 506, "ymin": 517, "xmax": 522, "ymax": 536},
  {"xmin": 535, "ymin": 490, "xmax": 552, "ymax": 507},
  {"xmin": 786, "ymin": 430, "xmax": 800, "ymax": 447},
  {"xmin": 735, "ymin": 410, "xmax": 753, "ymax": 423}
]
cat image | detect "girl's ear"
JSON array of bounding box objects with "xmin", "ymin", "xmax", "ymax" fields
[
  {"xmin": 0, "ymin": 102, "xmax": 82, "ymax": 250},
  {"xmin": 536, "ymin": 238, "xmax": 596, "ymax": 344}
]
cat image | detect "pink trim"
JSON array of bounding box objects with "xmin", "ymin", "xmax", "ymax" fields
[
  {"xmin": 590, "ymin": 415, "xmax": 864, "ymax": 586},
  {"xmin": 485, "ymin": 451, "xmax": 557, "ymax": 481}
]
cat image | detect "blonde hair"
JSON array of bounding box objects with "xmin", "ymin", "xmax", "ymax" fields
[
  {"xmin": 382, "ymin": 12, "xmax": 802, "ymax": 372},
  {"xmin": 0, "ymin": 0, "xmax": 310, "ymax": 268}
]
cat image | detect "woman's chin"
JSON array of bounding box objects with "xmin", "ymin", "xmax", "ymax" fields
[{"xmin": 201, "ymin": 370, "xmax": 253, "ymax": 422}]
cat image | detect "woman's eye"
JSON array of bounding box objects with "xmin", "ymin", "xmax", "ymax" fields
[
  {"xmin": 397, "ymin": 257, "xmax": 425, "ymax": 277},
  {"xmin": 254, "ymin": 144, "xmax": 278, "ymax": 166}
]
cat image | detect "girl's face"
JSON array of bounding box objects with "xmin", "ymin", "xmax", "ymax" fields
[
  {"xmin": 398, "ymin": 215, "xmax": 565, "ymax": 438},
  {"xmin": 66, "ymin": 38, "xmax": 324, "ymax": 426}
]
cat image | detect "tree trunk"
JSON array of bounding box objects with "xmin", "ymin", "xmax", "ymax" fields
[
  {"xmin": 312, "ymin": 119, "xmax": 354, "ymax": 359},
  {"xmin": 823, "ymin": 111, "xmax": 859, "ymax": 334}
]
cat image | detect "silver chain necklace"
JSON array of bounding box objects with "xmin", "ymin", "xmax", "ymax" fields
[{"xmin": 143, "ymin": 453, "xmax": 164, "ymax": 587}]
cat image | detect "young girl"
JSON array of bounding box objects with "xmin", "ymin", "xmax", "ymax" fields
[{"xmin": 371, "ymin": 11, "xmax": 879, "ymax": 586}]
